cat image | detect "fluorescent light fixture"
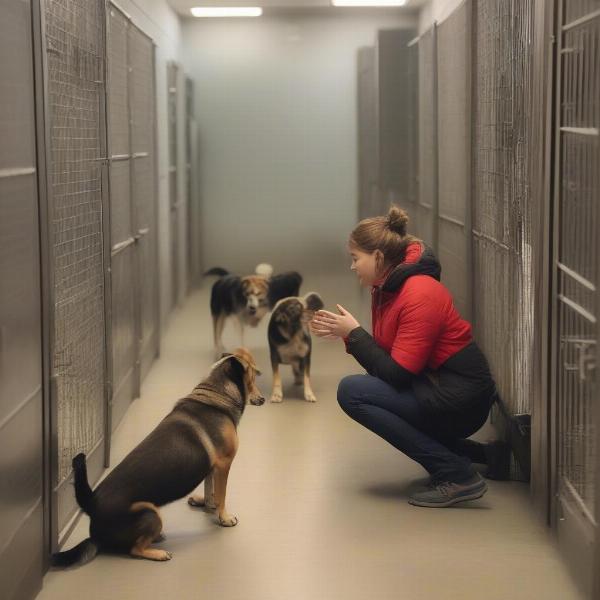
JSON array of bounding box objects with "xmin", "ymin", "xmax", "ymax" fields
[
  {"xmin": 332, "ymin": 0, "xmax": 406, "ymax": 5},
  {"xmin": 191, "ymin": 6, "xmax": 263, "ymax": 17}
]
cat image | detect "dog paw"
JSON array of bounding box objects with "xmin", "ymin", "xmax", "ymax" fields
[
  {"xmin": 270, "ymin": 391, "xmax": 283, "ymax": 403},
  {"xmin": 218, "ymin": 514, "xmax": 239, "ymax": 527},
  {"xmin": 158, "ymin": 550, "xmax": 173, "ymax": 561},
  {"xmin": 188, "ymin": 495, "xmax": 215, "ymax": 510},
  {"xmin": 304, "ymin": 391, "xmax": 317, "ymax": 402}
]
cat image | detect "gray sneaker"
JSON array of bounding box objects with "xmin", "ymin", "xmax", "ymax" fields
[{"xmin": 408, "ymin": 473, "xmax": 488, "ymax": 508}]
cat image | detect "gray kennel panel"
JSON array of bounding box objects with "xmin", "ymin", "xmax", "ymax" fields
[
  {"xmin": 357, "ymin": 46, "xmax": 381, "ymax": 219},
  {"xmin": 0, "ymin": 3, "xmax": 44, "ymax": 580},
  {"xmin": 377, "ymin": 28, "xmax": 418, "ymax": 210},
  {"xmin": 168, "ymin": 62, "xmax": 179, "ymax": 309},
  {"xmin": 109, "ymin": 159, "xmax": 132, "ymax": 244},
  {"xmin": 417, "ymin": 26, "xmax": 437, "ymax": 250},
  {"xmin": 108, "ymin": 7, "xmax": 130, "ymax": 157},
  {"xmin": 109, "ymin": 244, "xmax": 136, "ymax": 431},
  {"xmin": 436, "ymin": 2, "xmax": 472, "ymax": 320},
  {"xmin": 129, "ymin": 24, "xmax": 158, "ymax": 379},
  {"xmin": 107, "ymin": 5, "xmax": 136, "ymax": 430}
]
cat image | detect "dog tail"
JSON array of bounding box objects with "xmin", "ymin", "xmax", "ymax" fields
[
  {"xmin": 204, "ymin": 267, "xmax": 229, "ymax": 278},
  {"xmin": 268, "ymin": 271, "xmax": 303, "ymax": 308},
  {"xmin": 255, "ymin": 263, "xmax": 273, "ymax": 278},
  {"xmin": 72, "ymin": 453, "xmax": 95, "ymax": 516},
  {"xmin": 51, "ymin": 538, "xmax": 99, "ymax": 569}
]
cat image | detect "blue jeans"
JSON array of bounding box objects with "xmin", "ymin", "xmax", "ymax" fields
[{"xmin": 337, "ymin": 374, "xmax": 493, "ymax": 484}]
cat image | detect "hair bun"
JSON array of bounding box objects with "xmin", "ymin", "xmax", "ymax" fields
[{"xmin": 386, "ymin": 205, "xmax": 409, "ymax": 236}]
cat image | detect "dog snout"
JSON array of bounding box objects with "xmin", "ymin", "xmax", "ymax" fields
[{"xmin": 248, "ymin": 305, "xmax": 257, "ymax": 315}]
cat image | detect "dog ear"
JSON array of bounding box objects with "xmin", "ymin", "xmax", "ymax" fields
[
  {"xmin": 231, "ymin": 348, "xmax": 262, "ymax": 376},
  {"xmin": 304, "ymin": 292, "xmax": 324, "ymax": 312}
]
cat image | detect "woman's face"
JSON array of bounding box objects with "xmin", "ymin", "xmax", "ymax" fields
[{"xmin": 348, "ymin": 245, "xmax": 381, "ymax": 287}]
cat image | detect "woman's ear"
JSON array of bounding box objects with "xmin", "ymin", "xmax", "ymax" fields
[{"xmin": 374, "ymin": 249, "xmax": 385, "ymax": 273}]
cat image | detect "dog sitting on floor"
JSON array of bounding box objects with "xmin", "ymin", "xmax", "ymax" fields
[
  {"xmin": 51, "ymin": 348, "xmax": 264, "ymax": 567},
  {"xmin": 268, "ymin": 292, "xmax": 324, "ymax": 403},
  {"xmin": 205, "ymin": 264, "xmax": 302, "ymax": 358}
]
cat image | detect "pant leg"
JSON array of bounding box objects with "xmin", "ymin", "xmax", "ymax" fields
[
  {"xmin": 429, "ymin": 395, "xmax": 495, "ymax": 464},
  {"xmin": 337, "ymin": 374, "xmax": 476, "ymax": 483}
]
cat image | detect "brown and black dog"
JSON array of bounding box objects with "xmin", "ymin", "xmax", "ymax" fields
[
  {"xmin": 205, "ymin": 266, "xmax": 302, "ymax": 358},
  {"xmin": 51, "ymin": 348, "xmax": 263, "ymax": 567},
  {"xmin": 268, "ymin": 292, "xmax": 324, "ymax": 403}
]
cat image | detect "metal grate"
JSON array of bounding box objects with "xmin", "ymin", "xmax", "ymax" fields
[
  {"xmin": 45, "ymin": 0, "xmax": 107, "ymax": 484},
  {"xmin": 564, "ymin": 0, "xmax": 600, "ymax": 24},
  {"xmin": 472, "ymin": 0, "xmax": 535, "ymax": 424},
  {"xmin": 555, "ymin": 6, "xmax": 599, "ymax": 516}
]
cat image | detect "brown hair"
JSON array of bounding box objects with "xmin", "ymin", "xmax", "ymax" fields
[{"xmin": 349, "ymin": 205, "xmax": 421, "ymax": 273}]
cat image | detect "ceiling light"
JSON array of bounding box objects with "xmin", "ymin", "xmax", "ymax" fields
[
  {"xmin": 190, "ymin": 7, "xmax": 263, "ymax": 17},
  {"xmin": 331, "ymin": 0, "xmax": 406, "ymax": 6}
]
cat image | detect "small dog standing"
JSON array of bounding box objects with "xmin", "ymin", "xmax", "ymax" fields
[
  {"xmin": 51, "ymin": 348, "xmax": 263, "ymax": 567},
  {"xmin": 205, "ymin": 265, "xmax": 302, "ymax": 358},
  {"xmin": 268, "ymin": 292, "xmax": 324, "ymax": 403}
]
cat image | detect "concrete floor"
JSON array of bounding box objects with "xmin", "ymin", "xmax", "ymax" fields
[{"xmin": 39, "ymin": 274, "xmax": 583, "ymax": 600}]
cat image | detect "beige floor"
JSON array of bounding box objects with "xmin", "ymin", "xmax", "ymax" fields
[{"xmin": 39, "ymin": 274, "xmax": 583, "ymax": 600}]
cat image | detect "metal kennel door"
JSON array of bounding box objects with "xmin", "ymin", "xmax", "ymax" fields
[
  {"xmin": 106, "ymin": 5, "xmax": 137, "ymax": 432},
  {"xmin": 44, "ymin": 0, "xmax": 109, "ymax": 540},
  {"xmin": 0, "ymin": 1, "xmax": 45, "ymax": 597},
  {"xmin": 129, "ymin": 21, "xmax": 159, "ymax": 382},
  {"xmin": 106, "ymin": 5, "xmax": 159, "ymax": 428},
  {"xmin": 551, "ymin": 1, "xmax": 600, "ymax": 595}
]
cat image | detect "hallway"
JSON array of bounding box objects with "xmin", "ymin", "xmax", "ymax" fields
[{"xmin": 39, "ymin": 278, "xmax": 582, "ymax": 600}]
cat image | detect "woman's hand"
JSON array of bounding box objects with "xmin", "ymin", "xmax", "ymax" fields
[{"xmin": 310, "ymin": 304, "xmax": 360, "ymax": 339}]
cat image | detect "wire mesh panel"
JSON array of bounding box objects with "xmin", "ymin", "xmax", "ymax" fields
[
  {"xmin": 417, "ymin": 26, "xmax": 437, "ymax": 249},
  {"xmin": 129, "ymin": 24, "xmax": 158, "ymax": 381},
  {"xmin": 107, "ymin": 6, "xmax": 136, "ymax": 431},
  {"xmin": 472, "ymin": 0, "xmax": 535, "ymax": 427},
  {"xmin": 168, "ymin": 62, "xmax": 179, "ymax": 309},
  {"xmin": 0, "ymin": 0, "xmax": 44, "ymax": 595},
  {"xmin": 44, "ymin": 0, "xmax": 107, "ymax": 532},
  {"xmin": 553, "ymin": 2, "xmax": 599, "ymax": 589},
  {"xmin": 436, "ymin": 1, "xmax": 472, "ymax": 320}
]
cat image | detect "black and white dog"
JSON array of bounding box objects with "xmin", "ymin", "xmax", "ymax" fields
[{"xmin": 205, "ymin": 265, "xmax": 302, "ymax": 357}]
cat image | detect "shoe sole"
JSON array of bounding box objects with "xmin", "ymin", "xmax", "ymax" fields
[{"xmin": 408, "ymin": 484, "xmax": 488, "ymax": 508}]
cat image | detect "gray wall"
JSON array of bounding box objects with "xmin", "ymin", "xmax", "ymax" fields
[{"xmin": 181, "ymin": 11, "xmax": 417, "ymax": 275}]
